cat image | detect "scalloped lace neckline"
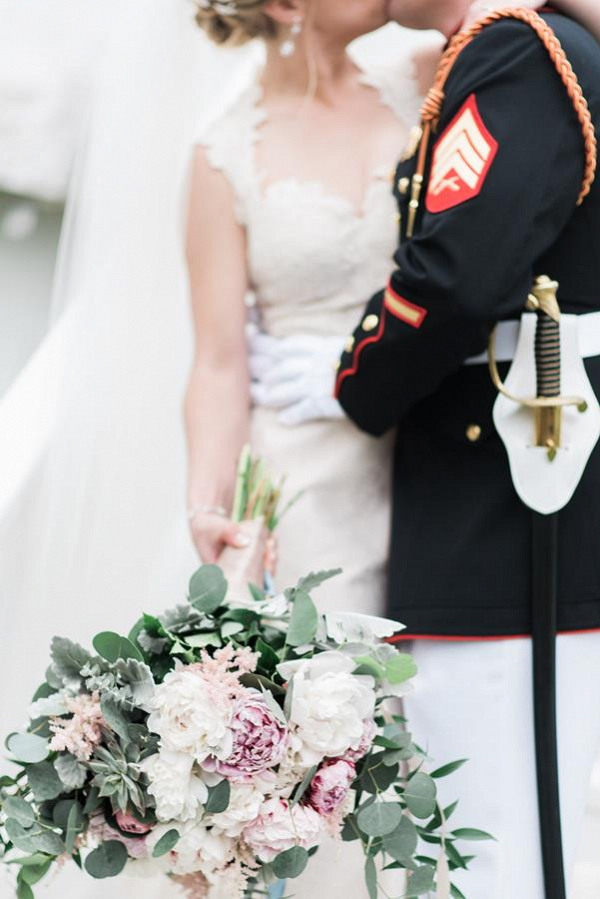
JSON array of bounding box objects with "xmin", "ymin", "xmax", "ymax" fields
[{"xmin": 246, "ymin": 61, "xmax": 412, "ymax": 222}]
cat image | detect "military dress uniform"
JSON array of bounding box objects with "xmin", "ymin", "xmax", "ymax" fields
[{"xmin": 335, "ymin": 10, "xmax": 600, "ymax": 898}]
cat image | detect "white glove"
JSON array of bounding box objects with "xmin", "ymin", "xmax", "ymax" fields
[{"xmin": 249, "ymin": 331, "xmax": 345, "ymax": 426}]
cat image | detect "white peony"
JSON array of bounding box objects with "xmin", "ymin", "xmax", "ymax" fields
[
  {"xmin": 278, "ymin": 651, "xmax": 376, "ymax": 766},
  {"xmin": 147, "ymin": 822, "xmax": 233, "ymax": 877},
  {"xmin": 146, "ymin": 667, "xmax": 233, "ymax": 762},
  {"xmin": 141, "ymin": 750, "xmax": 208, "ymax": 823},
  {"xmin": 208, "ymin": 782, "xmax": 265, "ymax": 838}
]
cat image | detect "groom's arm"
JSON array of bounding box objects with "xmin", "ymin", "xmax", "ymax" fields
[{"xmin": 335, "ymin": 17, "xmax": 586, "ymax": 436}]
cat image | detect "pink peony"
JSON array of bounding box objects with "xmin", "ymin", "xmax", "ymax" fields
[
  {"xmin": 345, "ymin": 718, "xmax": 377, "ymax": 762},
  {"xmin": 89, "ymin": 814, "xmax": 149, "ymax": 859},
  {"xmin": 115, "ymin": 811, "xmax": 154, "ymax": 835},
  {"xmin": 242, "ymin": 798, "xmax": 322, "ymax": 863},
  {"xmin": 306, "ymin": 759, "xmax": 356, "ymax": 816},
  {"xmin": 205, "ymin": 693, "xmax": 288, "ymax": 780}
]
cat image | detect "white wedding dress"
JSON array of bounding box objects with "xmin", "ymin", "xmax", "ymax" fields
[
  {"xmin": 198, "ymin": 63, "xmax": 421, "ymax": 627},
  {"xmin": 196, "ymin": 60, "xmax": 421, "ymax": 898}
]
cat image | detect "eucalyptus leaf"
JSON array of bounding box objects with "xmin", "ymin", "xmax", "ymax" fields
[
  {"xmin": 205, "ymin": 780, "xmax": 230, "ymax": 814},
  {"xmin": 361, "ymin": 754, "xmax": 399, "ymax": 794},
  {"xmin": 65, "ymin": 802, "xmax": 86, "ymax": 854},
  {"xmin": 286, "ymin": 590, "xmax": 319, "ymax": 647},
  {"xmin": 404, "ymin": 773, "xmax": 437, "ymax": 820},
  {"xmin": 5, "ymin": 819, "xmax": 39, "ymax": 853},
  {"xmin": 152, "ymin": 829, "xmax": 180, "ymax": 858},
  {"xmin": 365, "ymin": 855, "xmax": 377, "ymax": 899},
  {"xmin": 188, "ymin": 565, "xmax": 228, "ymax": 614},
  {"xmin": 93, "ymin": 632, "xmax": 143, "ymax": 664},
  {"xmin": 357, "ymin": 802, "xmax": 402, "ymax": 837},
  {"xmin": 27, "ymin": 761, "xmax": 65, "ymax": 802},
  {"xmin": 406, "ymin": 865, "xmax": 435, "ymax": 897},
  {"xmin": 84, "ymin": 840, "xmax": 128, "ymax": 878},
  {"xmin": 271, "ymin": 846, "xmax": 309, "ymax": 879},
  {"xmin": 7, "ymin": 733, "xmax": 49, "ymax": 764},
  {"xmin": 383, "ymin": 816, "xmax": 417, "ymax": 863},
  {"xmin": 3, "ymin": 796, "xmax": 35, "ymax": 827}
]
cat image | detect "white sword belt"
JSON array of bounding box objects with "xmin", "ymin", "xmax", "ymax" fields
[{"xmin": 464, "ymin": 310, "xmax": 600, "ymax": 366}]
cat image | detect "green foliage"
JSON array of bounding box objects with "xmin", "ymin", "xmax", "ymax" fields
[
  {"xmin": 365, "ymin": 856, "xmax": 377, "ymax": 899},
  {"xmin": 205, "ymin": 780, "xmax": 230, "ymax": 815},
  {"xmin": 188, "ymin": 565, "xmax": 228, "ymax": 614},
  {"xmin": 285, "ymin": 591, "xmax": 319, "ymax": 647},
  {"xmin": 152, "ymin": 829, "xmax": 180, "ymax": 858},
  {"xmin": 430, "ymin": 759, "xmax": 468, "ymax": 779},
  {"xmin": 49, "ymin": 637, "xmax": 93, "ymax": 687},
  {"xmin": 6, "ymin": 734, "xmax": 49, "ymax": 765},
  {"xmin": 357, "ymin": 802, "xmax": 403, "ymax": 838},
  {"xmin": 92, "ymin": 632, "xmax": 144, "ymax": 664},
  {"xmin": 3, "ymin": 797, "xmax": 35, "ymax": 827},
  {"xmin": 406, "ymin": 865, "xmax": 436, "ymax": 897},
  {"xmin": 84, "ymin": 841, "xmax": 128, "ymax": 878},
  {"xmin": 54, "ymin": 753, "xmax": 87, "ymax": 790},
  {"xmin": 404, "ymin": 773, "xmax": 437, "ymax": 819},
  {"xmin": 26, "ymin": 762, "xmax": 64, "ymax": 802},
  {"xmin": 383, "ymin": 816, "xmax": 418, "ymax": 863},
  {"xmin": 271, "ymin": 846, "xmax": 309, "ymax": 879},
  {"xmin": 294, "ymin": 569, "xmax": 342, "ymax": 593}
]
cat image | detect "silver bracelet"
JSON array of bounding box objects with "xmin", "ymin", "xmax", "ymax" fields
[{"xmin": 187, "ymin": 504, "xmax": 228, "ymax": 522}]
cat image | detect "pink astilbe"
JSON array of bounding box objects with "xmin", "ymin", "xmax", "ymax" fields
[
  {"xmin": 189, "ymin": 645, "xmax": 259, "ymax": 705},
  {"xmin": 49, "ymin": 692, "xmax": 104, "ymax": 761}
]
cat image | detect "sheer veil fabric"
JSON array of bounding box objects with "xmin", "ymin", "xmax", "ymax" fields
[{"xmin": 0, "ymin": 3, "xmax": 426, "ymax": 895}]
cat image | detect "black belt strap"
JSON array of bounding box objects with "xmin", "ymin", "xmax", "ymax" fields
[{"xmin": 531, "ymin": 511, "xmax": 566, "ymax": 899}]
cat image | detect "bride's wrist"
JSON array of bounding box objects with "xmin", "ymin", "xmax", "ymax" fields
[{"xmin": 187, "ymin": 502, "xmax": 229, "ymax": 523}]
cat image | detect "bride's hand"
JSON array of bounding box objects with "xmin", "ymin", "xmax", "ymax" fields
[
  {"xmin": 462, "ymin": 0, "xmax": 543, "ymax": 28},
  {"xmin": 218, "ymin": 519, "xmax": 278, "ymax": 597},
  {"xmin": 189, "ymin": 511, "xmax": 251, "ymax": 564}
]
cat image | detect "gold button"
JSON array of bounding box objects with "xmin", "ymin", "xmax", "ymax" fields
[
  {"xmin": 398, "ymin": 177, "xmax": 410, "ymax": 196},
  {"xmin": 345, "ymin": 336, "xmax": 355, "ymax": 353},
  {"xmin": 393, "ymin": 212, "xmax": 401, "ymax": 226},
  {"xmin": 362, "ymin": 314, "xmax": 379, "ymax": 332},
  {"xmin": 466, "ymin": 424, "xmax": 482, "ymax": 443},
  {"xmin": 388, "ymin": 167, "xmax": 396, "ymax": 185},
  {"xmin": 333, "ymin": 360, "xmax": 340, "ymax": 372}
]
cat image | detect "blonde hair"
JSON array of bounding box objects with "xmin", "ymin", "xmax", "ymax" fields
[{"xmin": 194, "ymin": 0, "xmax": 278, "ymax": 46}]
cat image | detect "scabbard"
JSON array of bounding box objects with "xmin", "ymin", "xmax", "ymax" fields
[{"xmin": 531, "ymin": 511, "xmax": 566, "ymax": 899}]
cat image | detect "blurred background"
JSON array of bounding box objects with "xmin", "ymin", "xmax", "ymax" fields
[{"xmin": 0, "ymin": 0, "xmax": 598, "ymax": 895}]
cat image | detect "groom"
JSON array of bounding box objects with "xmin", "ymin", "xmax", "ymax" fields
[{"xmin": 252, "ymin": 2, "xmax": 600, "ymax": 897}]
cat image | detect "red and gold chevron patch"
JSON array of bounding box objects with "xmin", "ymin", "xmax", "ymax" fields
[{"xmin": 426, "ymin": 94, "xmax": 498, "ymax": 214}]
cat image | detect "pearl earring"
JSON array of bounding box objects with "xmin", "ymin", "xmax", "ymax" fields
[{"xmin": 279, "ymin": 16, "xmax": 303, "ymax": 58}]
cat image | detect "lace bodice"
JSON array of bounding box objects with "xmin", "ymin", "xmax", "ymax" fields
[{"xmin": 196, "ymin": 58, "xmax": 422, "ymax": 338}]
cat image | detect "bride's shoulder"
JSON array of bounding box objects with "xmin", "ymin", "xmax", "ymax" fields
[{"xmin": 351, "ymin": 33, "xmax": 444, "ymax": 127}]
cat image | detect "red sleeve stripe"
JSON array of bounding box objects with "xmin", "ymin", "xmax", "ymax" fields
[
  {"xmin": 334, "ymin": 308, "xmax": 387, "ymax": 398},
  {"xmin": 384, "ymin": 285, "xmax": 428, "ymax": 329}
]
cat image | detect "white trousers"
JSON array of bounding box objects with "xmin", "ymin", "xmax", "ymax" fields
[{"xmin": 403, "ymin": 633, "xmax": 600, "ymax": 899}]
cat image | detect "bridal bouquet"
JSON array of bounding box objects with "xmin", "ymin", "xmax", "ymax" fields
[{"xmin": 0, "ymin": 455, "xmax": 489, "ymax": 899}]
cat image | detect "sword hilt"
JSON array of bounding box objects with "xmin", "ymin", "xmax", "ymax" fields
[{"xmin": 529, "ymin": 276, "xmax": 562, "ymax": 460}]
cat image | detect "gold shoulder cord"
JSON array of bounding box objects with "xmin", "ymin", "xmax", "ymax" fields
[{"xmin": 406, "ymin": 7, "xmax": 597, "ymax": 238}]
